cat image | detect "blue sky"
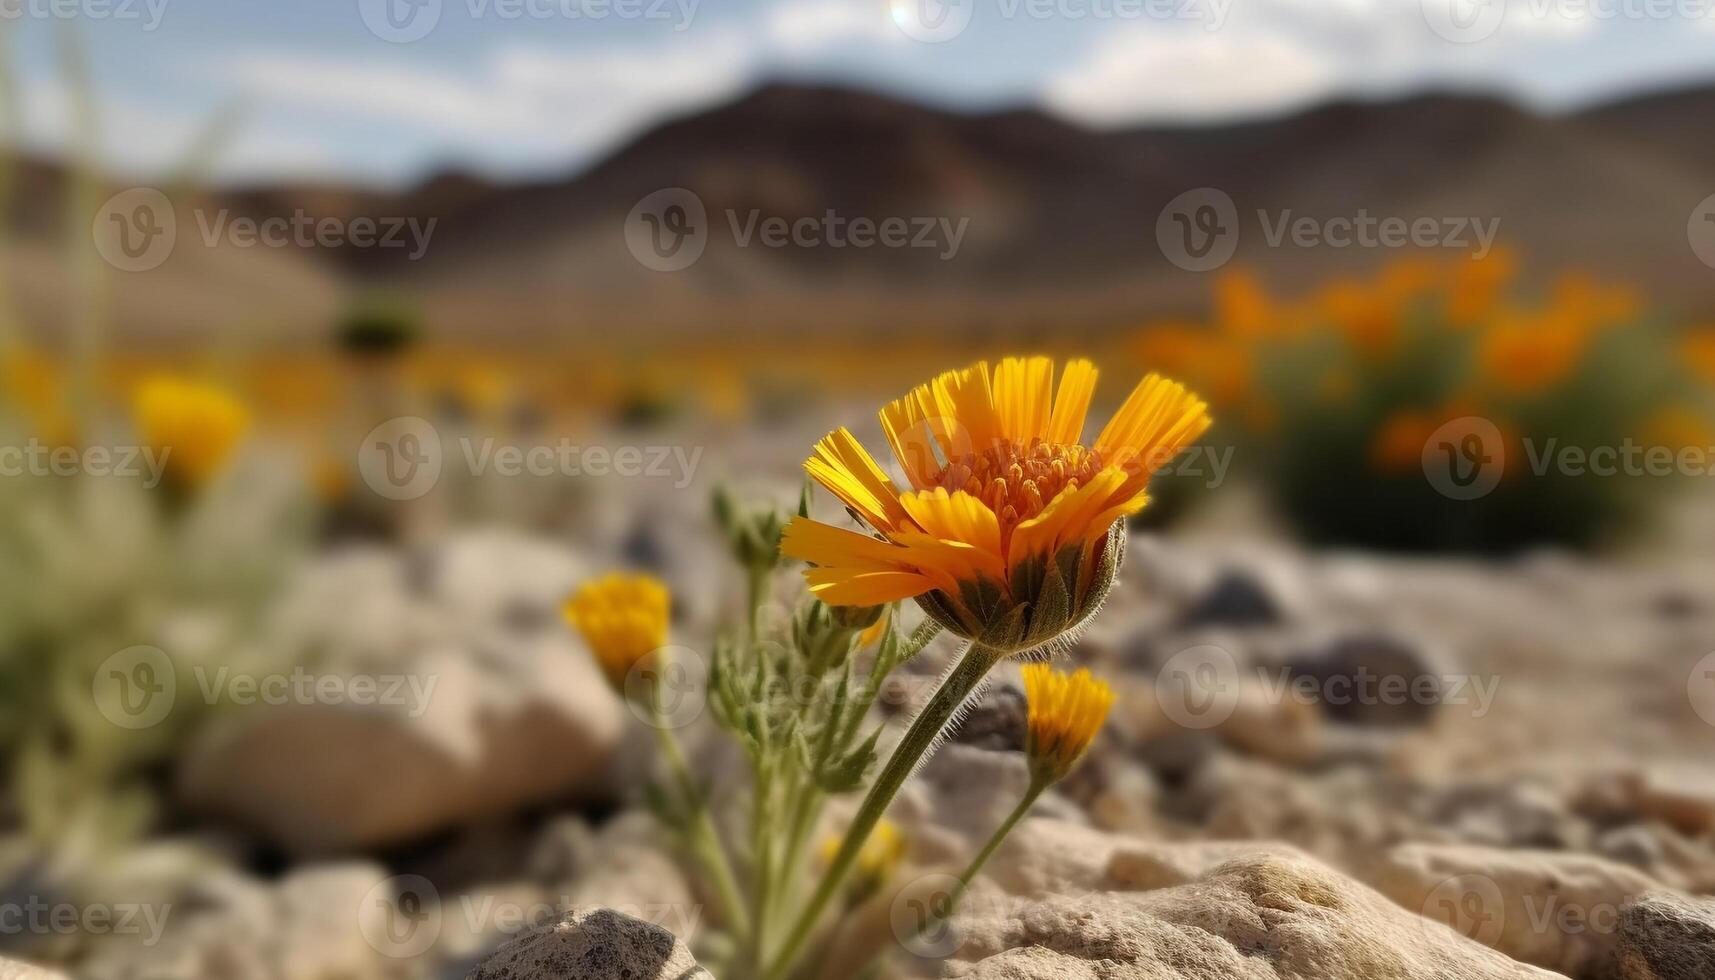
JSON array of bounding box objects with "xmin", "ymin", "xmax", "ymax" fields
[{"xmin": 10, "ymin": 0, "xmax": 1715, "ymax": 187}]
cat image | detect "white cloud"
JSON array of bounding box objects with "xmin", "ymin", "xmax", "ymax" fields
[
  {"xmin": 223, "ymin": 31, "xmax": 756, "ymax": 173},
  {"xmin": 1043, "ymin": 28, "xmax": 1337, "ymax": 124},
  {"xmin": 764, "ymin": 0, "xmax": 904, "ymax": 52}
]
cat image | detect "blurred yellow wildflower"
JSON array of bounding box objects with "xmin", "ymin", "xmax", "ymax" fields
[
  {"xmin": 3, "ymin": 348, "xmax": 77, "ymax": 446},
  {"xmin": 564, "ymin": 573, "xmax": 670, "ymax": 688},
  {"xmin": 1214, "ymin": 270, "xmax": 1274, "ymax": 339},
  {"xmin": 1478, "ymin": 313, "xmax": 1589, "ymax": 393},
  {"xmin": 1020, "ymin": 663, "xmax": 1113, "ymax": 784},
  {"xmin": 133, "ymin": 375, "xmax": 250, "ymax": 487},
  {"xmin": 1683, "ymin": 329, "xmax": 1715, "ymax": 384},
  {"xmin": 781, "ymin": 356, "xmax": 1210, "ymax": 651},
  {"xmin": 1316, "ymin": 279, "xmax": 1399, "ymax": 358},
  {"xmin": 1369, "ymin": 410, "xmax": 1437, "ymax": 474},
  {"xmin": 1449, "ymin": 248, "xmax": 1517, "ymax": 325},
  {"xmin": 1640, "ymin": 406, "xmax": 1715, "ymax": 454},
  {"xmin": 820, "ymin": 818, "xmax": 905, "ymax": 879}
]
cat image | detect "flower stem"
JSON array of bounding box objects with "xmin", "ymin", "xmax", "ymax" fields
[
  {"xmin": 762, "ymin": 642, "xmax": 1001, "ymax": 980},
  {"xmin": 943, "ymin": 777, "xmax": 1047, "ymax": 924},
  {"xmin": 651, "ymin": 692, "xmax": 750, "ymax": 939}
]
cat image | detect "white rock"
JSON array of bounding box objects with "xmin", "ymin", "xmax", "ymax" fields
[
  {"xmin": 1373, "ymin": 843, "xmax": 1663, "ymax": 978},
  {"xmin": 945, "ymin": 850, "xmax": 1565, "ymax": 979}
]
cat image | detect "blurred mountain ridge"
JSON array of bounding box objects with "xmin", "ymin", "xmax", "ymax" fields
[{"xmin": 8, "ymin": 79, "xmax": 1715, "ymax": 349}]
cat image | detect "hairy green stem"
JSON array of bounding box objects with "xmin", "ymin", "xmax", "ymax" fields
[
  {"xmin": 763, "ymin": 642, "xmax": 1001, "ymax": 980},
  {"xmin": 651, "ymin": 694, "xmax": 750, "ymax": 939},
  {"xmin": 945, "ymin": 778, "xmax": 1048, "ymax": 919}
]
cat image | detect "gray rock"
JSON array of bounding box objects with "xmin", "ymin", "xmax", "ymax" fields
[
  {"xmin": 1176, "ymin": 569, "xmax": 1283, "ymax": 628},
  {"xmin": 1424, "ymin": 782, "xmax": 1582, "ymax": 850},
  {"xmin": 1288, "ymin": 632, "xmax": 1443, "ymax": 728},
  {"xmin": 464, "ymin": 907, "xmax": 707, "ymax": 980},
  {"xmin": 1616, "ymin": 891, "xmax": 1715, "ymax": 980},
  {"xmin": 1595, "ymin": 826, "xmax": 1666, "ymax": 874},
  {"xmin": 950, "ymin": 683, "xmax": 1027, "ymax": 752}
]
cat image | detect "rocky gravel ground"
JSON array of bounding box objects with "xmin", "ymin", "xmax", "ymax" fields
[{"xmin": 6, "ymin": 520, "xmax": 1715, "ymax": 980}]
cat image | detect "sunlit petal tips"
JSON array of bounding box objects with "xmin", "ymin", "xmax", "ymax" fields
[
  {"xmin": 564, "ymin": 572, "xmax": 671, "ymax": 689},
  {"xmin": 1020, "ymin": 663, "xmax": 1114, "ymax": 785},
  {"xmin": 782, "ymin": 357, "xmax": 1212, "ymax": 652}
]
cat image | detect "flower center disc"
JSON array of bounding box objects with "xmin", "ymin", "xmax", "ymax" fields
[{"xmin": 936, "ymin": 439, "xmax": 1106, "ymax": 530}]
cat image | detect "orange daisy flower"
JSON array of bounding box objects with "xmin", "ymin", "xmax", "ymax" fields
[{"xmin": 781, "ymin": 357, "xmax": 1211, "ymax": 651}]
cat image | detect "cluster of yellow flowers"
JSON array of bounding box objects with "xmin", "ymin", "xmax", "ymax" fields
[
  {"xmin": 563, "ymin": 355, "xmax": 1174, "ymax": 978},
  {"xmin": 1129, "ymin": 255, "xmax": 1710, "ymax": 549}
]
